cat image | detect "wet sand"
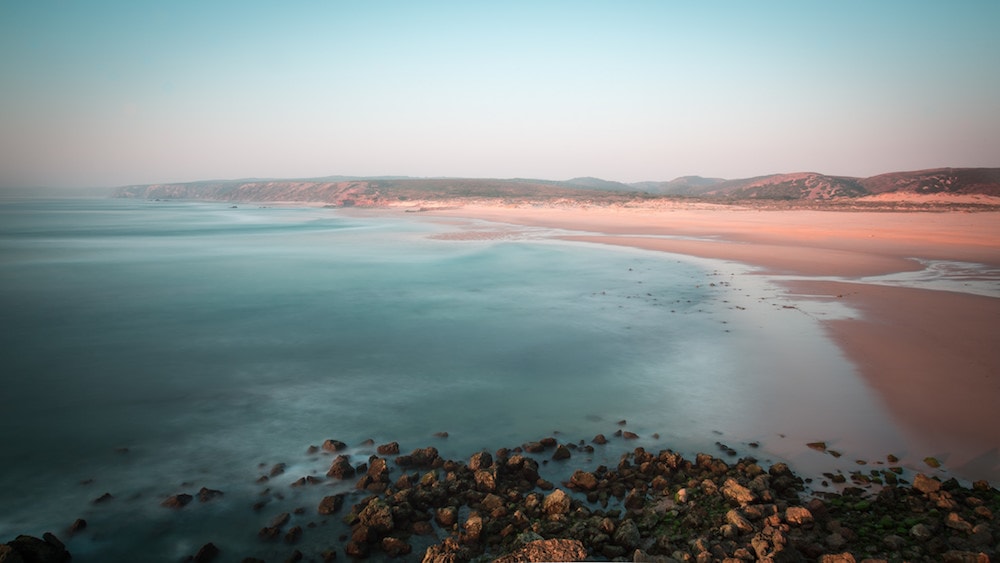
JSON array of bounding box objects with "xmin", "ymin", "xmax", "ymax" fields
[{"xmin": 408, "ymin": 202, "xmax": 1000, "ymax": 479}]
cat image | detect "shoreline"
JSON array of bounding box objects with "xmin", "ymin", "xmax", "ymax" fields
[{"xmin": 374, "ymin": 202, "xmax": 1000, "ymax": 482}]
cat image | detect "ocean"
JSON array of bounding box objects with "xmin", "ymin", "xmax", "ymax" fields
[{"xmin": 0, "ymin": 197, "xmax": 903, "ymax": 561}]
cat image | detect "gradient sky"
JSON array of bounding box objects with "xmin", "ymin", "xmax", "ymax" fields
[{"xmin": 2, "ymin": 1, "xmax": 998, "ymax": 188}]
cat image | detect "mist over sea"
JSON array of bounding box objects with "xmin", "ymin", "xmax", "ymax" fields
[{"xmin": 0, "ymin": 198, "xmax": 902, "ymax": 561}]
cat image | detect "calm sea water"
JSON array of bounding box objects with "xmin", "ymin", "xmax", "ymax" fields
[{"xmin": 0, "ymin": 198, "xmax": 903, "ymax": 561}]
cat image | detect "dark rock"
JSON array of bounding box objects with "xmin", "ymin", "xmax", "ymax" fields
[
  {"xmin": 92, "ymin": 492, "xmax": 114, "ymax": 504},
  {"xmin": 284, "ymin": 525, "xmax": 303, "ymax": 544},
  {"xmin": 198, "ymin": 487, "xmax": 224, "ymax": 502},
  {"xmin": 359, "ymin": 499, "xmax": 394, "ymax": 533},
  {"xmin": 622, "ymin": 431, "xmax": 639, "ymax": 440},
  {"xmin": 322, "ymin": 439, "xmax": 347, "ymax": 453},
  {"xmin": 469, "ymin": 451, "xmax": 493, "ymax": 471},
  {"xmin": 327, "ymin": 455, "xmax": 355, "ymax": 479},
  {"xmin": 568, "ymin": 469, "xmax": 598, "ymax": 491},
  {"xmin": 193, "ymin": 542, "xmax": 220, "ymax": 562},
  {"xmin": 4, "ymin": 534, "xmax": 71, "ymax": 563},
  {"xmin": 269, "ymin": 462, "xmax": 287, "ymax": 477},
  {"xmin": 395, "ymin": 447, "xmax": 440, "ymax": 468},
  {"xmin": 318, "ymin": 494, "xmax": 345, "ymax": 515},
  {"xmin": 290, "ymin": 476, "xmax": 322, "ymax": 488},
  {"xmin": 376, "ymin": 441, "xmax": 400, "ymax": 455},
  {"xmin": 593, "ymin": 434, "xmax": 608, "ymax": 445},
  {"xmin": 612, "ymin": 519, "xmax": 641, "ymax": 549},
  {"xmin": 162, "ymin": 493, "xmax": 194, "ymax": 509},
  {"xmin": 381, "ymin": 537, "xmax": 412, "ymax": 557},
  {"xmin": 552, "ymin": 445, "xmax": 571, "ymax": 461},
  {"xmin": 68, "ymin": 519, "xmax": 87, "ymax": 534}
]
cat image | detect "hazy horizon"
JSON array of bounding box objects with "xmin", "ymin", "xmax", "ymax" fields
[{"xmin": 2, "ymin": 1, "xmax": 999, "ymax": 189}]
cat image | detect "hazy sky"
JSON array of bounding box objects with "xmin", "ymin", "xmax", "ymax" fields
[{"xmin": 2, "ymin": 1, "xmax": 998, "ymax": 188}]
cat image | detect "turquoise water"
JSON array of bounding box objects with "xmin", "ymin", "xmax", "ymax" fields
[{"xmin": 0, "ymin": 198, "xmax": 902, "ymax": 561}]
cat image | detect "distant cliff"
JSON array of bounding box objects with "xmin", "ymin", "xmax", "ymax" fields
[{"xmin": 113, "ymin": 168, "xmax": 1000, "ymax": 205}]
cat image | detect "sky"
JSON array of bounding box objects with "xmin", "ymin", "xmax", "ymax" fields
[{"xmin": 1, "ymin": 1, "xmax": 999, "ymax": 188}]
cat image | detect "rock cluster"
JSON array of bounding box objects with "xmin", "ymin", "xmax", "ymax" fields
[
  {"xmin": 9, "ymin": 435, "xmax": 1000, "ymax": 562},
  {"xmin": 319, "ymin": 440, "xmax": 999, "ymax": 562}
]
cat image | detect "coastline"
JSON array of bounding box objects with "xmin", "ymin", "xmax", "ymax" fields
[{"xmin": 379, "ymin": 202, "xmax": 1000, "ymax": 482}]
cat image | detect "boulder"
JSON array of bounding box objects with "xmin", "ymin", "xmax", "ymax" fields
[
  {"xmin": 322, "ymin": 439, "xmax": 347, "ymax": 453},
  {"xmin": 612, "ymin": 519, "xmax": 641, "ymax": 549},
  {"xmin": 593, "ymin": 434, "xmax": 608, "ymax": 445},
  {"xmin": 721, "ymin": 478, "xmax": 756, "ymax": 506},
  {"xmin": 193, "ymin": 542, "xmax": 220, "ymax": 562},
  {"xmin": 542, "ymin": 489, "xmax": 570, "ymax": 517},
  {"xmin": 317, "ymin": 494, "xmax": 345, "ymax": 515},
  {"xmin": 381, "ymin": 537, "xmax": 412, "ymax": 557},
  {"xmin": 552, "ymin": 445, "xmax": 571, "ymax": 461},
  {"xmin": 493, "ymin": 538, "xmax": 587, "ymax": 562},
  {"xmin": 376, "ymin": 441, "xmax": 400, "ymax": 455},
  {"xmin": 469, "ymin": 451, "xmax": 493, "ymax": 471},
  {"xmin": 161, "ymin": 493, "xmax": 194, "ymax": 509},
  {"xmin": 327, "ymin": 455, "xmax": 355, "ymax": 479},
  {"xmin": 785, "ymin": 506, "xmax": 814, "ymax": 526},
  {"xmin": 568, "ymin": 470, "xmax": 598, "ymax": 491},
  {"xmin": 5, "ymin": 534, "xmax": 71, "ymax": 563},
  {"xmin": 359, "ymin": 499, "xmax": 394, "ymax": 534},
  {"xmin": 913, "ymin": 473, "xmax": 942, "ymax": 494},
  {"xmin": 198, "ymin": 487, "xmax": 224, "ymax": 502}
]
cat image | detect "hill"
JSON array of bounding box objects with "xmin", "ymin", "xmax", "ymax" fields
[{"xmin": 112, "ymin": 168, "xmax": 1000, "ymax": 206}]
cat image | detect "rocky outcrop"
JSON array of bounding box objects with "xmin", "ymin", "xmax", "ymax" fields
[{"xmin": 0, "ymin": 534, "xmax": 71, "ymax": 563}]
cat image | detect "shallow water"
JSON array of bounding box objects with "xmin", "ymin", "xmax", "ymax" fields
[{"xmin": 0, "ymin": 198, "xmax": 907, "ymax": 561}]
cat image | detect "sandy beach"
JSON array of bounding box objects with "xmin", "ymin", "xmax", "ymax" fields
[{"xmin": 397, "ymin": 202, "xmax": 1000, "ymax": 480}]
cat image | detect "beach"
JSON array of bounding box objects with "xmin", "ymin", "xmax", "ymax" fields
[{"xmin": 399, "ymin": 202, "xmax": 1000, "ymax": 481}]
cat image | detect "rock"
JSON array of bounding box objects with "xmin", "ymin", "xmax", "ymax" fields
[
  {"xmin": 198, "ymin": 487, "xmax": 224, "ymax": 502},
  {"xmin": 5, "ymin": 534, "xmax": 71, "ymax": 563},
  {"xmin": 942, "ymin": 552, "xmax": 990, "ymax": 563},
  {"xmin": 376, "ymin": 441, "xmax": 400, "ymax": 455},
  {"xmin": 318, "ymin": 494, "xmax": 345, "ymax": 515},
  {"xmin": 913, "ymin": 473, "xmax": 942, "ymax": 494},
  {"xmin": 542, "ymin": 489, "xmax": 571, "ymax": 517},
  {"xmin": 92, "ymin": 492, "xmax": 114, "ymax": 504},
  {"xmin": 474, "ymin": 469, "xmax": 497, "ymax": 492},
  {"xmin": 463, "ymin": 513, "xmax": 483, "ymax": 542},
  {"xmin": 396, "ymin": 447, "xmax": 440, "ymax": 468},
  {"xmin": 945, "ymin": 512, "xmax": 973, "ymax": 533},
  {"xmin": 68, "ymin": 519, "xmax": 87, "ymax": 534},
  {"xmin": 291, "ymin": 476, "xmax": 323, "ymax": 488},
  {"xmin": 785, "ymin": 506, "xmax": 814, "ymax": 526},
  {"xmin": 162, "ymin": 493, "xmax": 193, "ymax": 509},
  {"xmin": 284, "ymin": 525, "xmax": 302, "ymax": 544},
  {"xmin": 492, "ymin": 538, "xmax": 587, "ymax": 562},
  {"xmin": 0, "ymin": 545, "xmax": 23, "ymax": 563},
  {"xmin": 327, "ymin": 455, "xmax": 355, "ymax": 479},
  {"xmin": 367, "ymin": 457, "xmax": 390, "ymax": 481},
  {"xmin": 269, "ymin": 462, "xmax": 287, "ymax": 477},
  {"xmin": 725, "ymin": 509, "xmax": 754, "ymax": 533},
  {"xmin": 818, "ymin": 553, "xmax": 855, "ymax": 563},
  {"xmin": 469, "ymin": 451, "xmax": 493, "ymax": 471},
  {"xmin": 721, "ymin": 478, "xmax": 755, "ymax": 506},
  {"xmin": 568, "ymin": 470, "xmax": 598, "ymax": 491},
  {"xmin": 381, "ymin": 537, "xmax": 412, "ymax": 557},
  {"xmin": 322, "ymin": 439, "xmax": 347, "ymax": 453},
  {"xmin": 436, "ymin": 506, "xmax": 458, "ymax": 527},
  {"xmin": 552, "ymin": 444, "xmax": 571, "ymax": 460},
  {"xmin": 593, "ymin": 434, "xmax": 608, "ymax": 445},
  {"xmin": 612, "ymin": 519, "xmax": 641, "ymax": 549},
  {"xmin": 359, "ymin": 499, "xmax": 394, "ymax": 533},
  {"xmin": 193, "ymin": 542, "xmax": 220, "ymax": 562},
  {"xmin": 910, "ymin": 522, "xmax": 933, "ymax": 540},
  {"xmin": 269, "ymin": 512, "xmax": 291, "ymax": 529},
  {"xmin": 622, "ymin": 431, "xmax": 639, "ymax": 440}
]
